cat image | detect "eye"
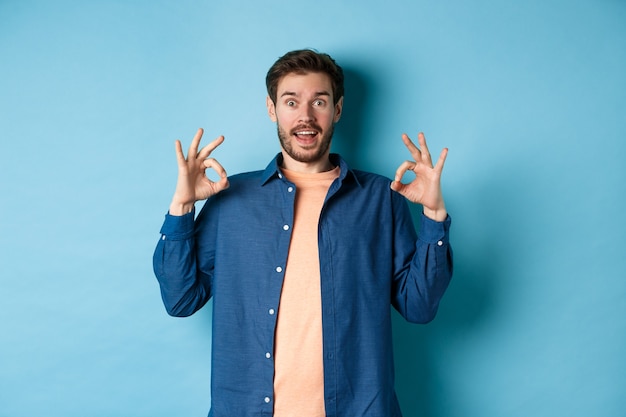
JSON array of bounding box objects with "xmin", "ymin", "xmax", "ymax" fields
[
  {"xmin": 286, "ymin": 100, "xmax": 296, "ymax": 107},
  {"xmin": 313, "ymin": 99, "xmax": 326, "ymax": 106}
]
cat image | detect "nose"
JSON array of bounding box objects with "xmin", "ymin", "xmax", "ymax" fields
[{"xmin": 298, "ymin": 105, "xmax": 316, "ymax": 123}]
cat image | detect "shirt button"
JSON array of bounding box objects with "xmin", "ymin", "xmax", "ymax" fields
[
  {"xmin": 276, "ymin": 266, "xmax": 283, "ymax": 273},
  {"xmin": 268, "ymin": 308, "xmax": 275, "ymax": 315},
  {"xmin": 264, "ymin": 397, "xmax": 271, "ymax": 403},
  {"xmin": 278, "ymin": 173, "xmax": 283, "ymax": 179},
  {"xmin": 437, "ymin": 240, "xmax": 443, "ymax": 246},
  {"xmin": 265, "ymin": 352, "xmax": 271, "ymax": 359},
  {"xmin": 283, "ymin": 224, "xmax": 290, "ymax": 231},
  {"xmin": 287, "ymin": 186, "xmax": 294, "ymax": 193},
  {"xmin": 161, "ymin": 235, "xmax": 166, "ymax": 240}
]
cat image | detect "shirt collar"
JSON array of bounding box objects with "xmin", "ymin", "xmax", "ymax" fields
[{"xmin": 260, "ymin": 153, "xmax": 362, "ymax": 187}]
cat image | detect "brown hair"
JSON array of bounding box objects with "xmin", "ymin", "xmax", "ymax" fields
[{"xmin": 266, "ymin": 49, "xmax": 344, "ymax": 105}]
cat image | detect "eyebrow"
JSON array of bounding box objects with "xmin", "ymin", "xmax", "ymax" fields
[{"xmin": 279, "ymin": 91, "xmax": 331, "ymax": 98}]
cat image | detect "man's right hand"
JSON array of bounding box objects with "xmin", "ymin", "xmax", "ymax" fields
[{"xmin": 169, "ymin": 128, "xmax": 229, "ymax": 216}]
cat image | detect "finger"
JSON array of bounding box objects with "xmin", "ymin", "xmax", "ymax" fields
[
  {"xmin": 203, "ymin": 157, "xmax": 228, "ymax": 179},
  {"xmin": 390, "ymin": 177, "xmax": 409, "ymax": 196},
  {"xmin": 417, "ymin": 132, "xmax": 433, "ymax": 165},
  {"xmin": 401, "ymin": 133, "xmax": 422, "ymax": 161},
  {"xmin": 390, "ymin": 179, "xmax": 403, "ymax": 193},
  {"xmin": 434, "ymin": 147, "xmax": 448, "ymax": 173},
  {"xmin": 393, "ymin": 160, "xmax": 416, "ymax": 183},
  {"xmin": 188, "ymin": 128, "xmax": 204, "ymax": 158},
  {"xmin": 198, "ymin": 135, "xmax": 225, "ymax": 160},
  {"xmin": 204, "ymin": 158, "xmax": 230, "ymax": 192},
  {"xmin": 174, "ymin": 139, "xmax": 186, "ymax": 165}
]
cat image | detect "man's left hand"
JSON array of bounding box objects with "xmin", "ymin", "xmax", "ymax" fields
[{"xmin": 390, "ymin": 132, "xmax": 448, "ymax": 222}]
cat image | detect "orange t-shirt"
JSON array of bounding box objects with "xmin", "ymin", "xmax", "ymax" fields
[{"xmin": 273, "ymin": 166, "xmax": 340, "ymax": 417}]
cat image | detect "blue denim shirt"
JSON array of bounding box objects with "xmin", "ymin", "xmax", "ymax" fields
[{"xmin": 153, "ymin": 153, "xmax": 453, "ymax": 417}]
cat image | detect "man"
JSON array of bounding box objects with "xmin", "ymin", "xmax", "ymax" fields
[{"xmin": 153, "ymin": 49, "xmax": 453, "ymax": 417}]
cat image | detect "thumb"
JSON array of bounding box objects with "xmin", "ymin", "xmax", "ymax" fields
[{"xmin": 390, "ymin": 180, "xmax": 405, "ymax": 195}]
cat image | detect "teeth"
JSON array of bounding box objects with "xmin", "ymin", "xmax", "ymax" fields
[{"xmin": 296, "ymin": 131, "xmax": 316, "ymax": 135}]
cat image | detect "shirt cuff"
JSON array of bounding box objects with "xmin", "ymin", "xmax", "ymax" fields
[
  {"xmin": 159, "ymin": 209, "xmax": 196, "ymax": 240},
  {"xmin": 418, "ymin": 213, "xmax": 451, "ymax": 244}
]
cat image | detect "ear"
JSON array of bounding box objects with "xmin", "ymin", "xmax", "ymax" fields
[
  {"xmin": 333, "ymin": 96, "xmax": 344, "ymax": 123},
  {"xmin": 266, "ymin": 96, "xmax": 277, "ymax": 122}
]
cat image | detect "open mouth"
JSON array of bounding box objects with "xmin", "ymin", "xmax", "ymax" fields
[{"xmin": 292, "ymin": 126, "xmax": 321, "ymax": 146}]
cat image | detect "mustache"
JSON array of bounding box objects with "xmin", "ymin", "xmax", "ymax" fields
[{"xmin": 289, "ymin": 123, "xmax": 322, "ymax": 135}]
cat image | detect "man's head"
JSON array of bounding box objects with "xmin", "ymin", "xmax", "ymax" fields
[
  {"xmin": 266, "ymin": 49, "xmax": 344, "ymax": 170},
  {"xmin": 266, "ymin": 49, "xmax": 344, "ymax": 106}
]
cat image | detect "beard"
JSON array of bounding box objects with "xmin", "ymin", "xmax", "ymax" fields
[{"xmin": 277, "ymin": 121, "xmax": 334, "ymax": 164}]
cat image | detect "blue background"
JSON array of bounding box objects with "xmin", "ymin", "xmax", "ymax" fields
[{"xmin": 1, "ymin": 1, "xmax": 624, "ymax": 416}]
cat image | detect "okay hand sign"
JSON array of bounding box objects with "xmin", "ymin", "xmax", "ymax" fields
[
  {"xmin": 390, "ymin": 132, "xmax": 448, "ymax": 222},
  {"xmin": 169, "ymin": 128, "xmax": 229, "ymax": 216}
]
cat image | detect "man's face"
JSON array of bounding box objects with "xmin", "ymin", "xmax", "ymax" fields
[{"xmin": 267, "ymin": 72, "xmax": 343, "ymax": 168}]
